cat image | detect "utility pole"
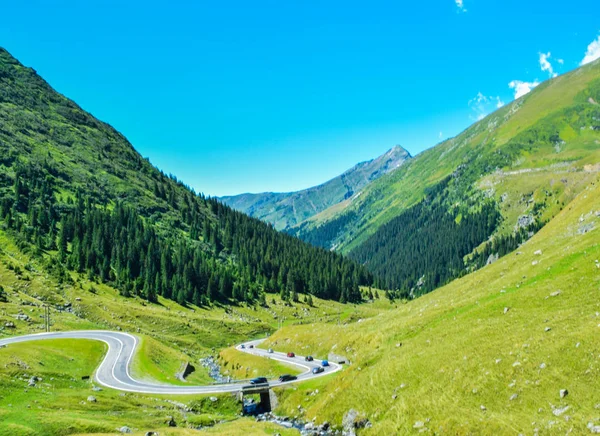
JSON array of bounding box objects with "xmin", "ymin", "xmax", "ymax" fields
[{"xmin": 44, "ymin": 305, "xmax": 50, "ymax": 332}]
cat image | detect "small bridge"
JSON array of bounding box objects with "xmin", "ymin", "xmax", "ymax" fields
[{"xmin": 237, "ymin": 383, "xmax": 276, "ymax": 414}]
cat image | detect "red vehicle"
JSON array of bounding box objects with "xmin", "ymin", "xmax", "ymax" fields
[{"xmin": 286, "ymin": 352, "xmax": 295, "ymax": 358}]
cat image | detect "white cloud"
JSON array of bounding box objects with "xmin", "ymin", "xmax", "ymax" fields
[
  {"xmin": 539, "ymin": 52, "xmax": 557, "ymax": 78},
  {"xmin": 557, "ymin": 58, "xmax": 564, "ymax": 65},
  {"xmin": 439, "ymin": 131, "xmax": 443, "ymax": 139},
  {"xmin": 469, "ymin": 92, "xmax": 504, "ymax": 120},
  {"xmin": 455, "ymin": 0, "xmax": 466, "ymax": 12},
  {"xmin": 509, "ymin": 80, "xmax": 540, "ymax": 99},
  {"xmin": 580, "ymin": 35, "xmax": 600, "ymax": 66}
]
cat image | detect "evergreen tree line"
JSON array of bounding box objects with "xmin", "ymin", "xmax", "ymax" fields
[
  {"xmin": 290, "ymin": 211, "xmax": 357, "ymax": 250},
  {"xmin": 349, "ymin": 177, "xmax": 501, "ymax": 297},
  {"xmin": 0, "ymin": 161, "xmax": 373, "ymax": 305}
]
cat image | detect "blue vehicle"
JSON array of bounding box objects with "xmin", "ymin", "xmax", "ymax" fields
[{"xmin": 321, "ymin": 360, "xmax": 329, "ymax": 367}]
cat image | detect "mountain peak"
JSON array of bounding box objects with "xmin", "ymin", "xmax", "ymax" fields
[
  {"xmin": 221, "ymin": 145, "xmax": 412, "ymax": 230},
  {"xmin": 388, "ymin": 144, "xmax": 411, "ymax": 157}
]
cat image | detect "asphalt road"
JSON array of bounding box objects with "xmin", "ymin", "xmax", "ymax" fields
[{"xmin": 0, "ymin": 330, "xmax": 341, "ymax": 394}]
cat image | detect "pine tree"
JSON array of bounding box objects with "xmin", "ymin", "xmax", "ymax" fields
[{"xmin": 306, "ymin": 294, "xmax": 314, "ymax": 307}]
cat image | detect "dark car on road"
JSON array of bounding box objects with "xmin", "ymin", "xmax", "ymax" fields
[
  {"xmin": 304, "ymin": 355, "xmax": 314, "ymax": 362},
  {"xmin": 240, "ymin": 344, "xmax": 245, "ymax": 349},
  {"xmin": 248, "ymin": 344, "xmax": 254, "ymax": 349},
  {"xmin": 312, "ymin": 366, "xmax": 325, "ymax": 374},
  {"xmin": 287, "ymin": 352, "xmax": 295, "ymax": 358},
  {"xmin": 278, "ymin": 374, "xmax": 298, "ymax": 382},
  {"xmin": 249, "ymin": 377, "xmax": 268, "ymax": 385}
]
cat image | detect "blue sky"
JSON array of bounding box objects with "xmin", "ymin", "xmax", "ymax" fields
[{"xmin": 1, "ymin": 0, "xmax": 599, "ymax": 196}]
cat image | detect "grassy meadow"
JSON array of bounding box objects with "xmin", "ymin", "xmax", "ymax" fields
[{"xmin": 264, "ymin": 176, "xmax": 600, "ymax": 434}]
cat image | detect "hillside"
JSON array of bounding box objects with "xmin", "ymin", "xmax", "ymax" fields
[
  {"xmin": 0, "ymin": 47, "xmax": 373, "ymax": 307},
  {"xmin": 220, "ymin": 145, "xmax": 410, "ymax": 230},
  {"xmin": 293, "ymin": 58, "xmax": 600, "ymax": 296},
  {"xmin": 266, "ymin": 175, "xmax": 600, "ymax": 434}
]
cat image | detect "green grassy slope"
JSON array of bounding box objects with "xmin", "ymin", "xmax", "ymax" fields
[
  {"xmin": 296, "ymin": 59, "xmax": 600, "ymax": 256},
  {"xmin": 220, "ymin": 145, "xmax": 410, "ymax": 230},
  {"xmin": 264, "ymin": 176, "xmax": 600, "ymax": 434},
  {"xmin": 0, "ymin": 339, "xmax": 247, "ymax": 436}
]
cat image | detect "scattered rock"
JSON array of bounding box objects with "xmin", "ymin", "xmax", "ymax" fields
[
  {"xmin": 516, "ymin": 215, "xmax": 535, "ymax": 230},
  {"xmin": 552, "ymin": 406, "xmax": 569, "ymax": 416},
  {"xmin": 342, "ymin": 409, "xmax": 370, "ymax": 435},
  {"xmin": 209, "ymin": 396, "xmax": 218, "ymax": 403},
  {"xmin": 504, "ymin": 307, "xmax": 510, "ymax": 314},
  {"xmin": 560, "ymin": 389, "xmax": 568, "ymax": 399},
  {"xmin": 588, "ymin": 422, "xmax": 600, "ymax": 433},
  {"xmin": 4, "ymin": 321, "xmax": 15, "ymax": 328},
  {"xmin": 545, "ymin": 327, "xmax": 552, "ymax": 332},
  {"xmin": 540, "ymin": 363, "xmax": 547, "ymax": 369},
  {"xmin": 87, "ymin": 396, "xmax": 97, "ymax": 403},
  {"xmin": 549, "ymin": 291, "xmax": 561, "ymax": 297},
  {"xmin": 510, "ymin": 394, "xmax": 518, "ymax": 401},
  {"xmin": 413, "ymin": 421, "xmax": 425, "ymax": 429},
  {"xmin": 92, "ymin": 386, "xmax": 103, "ymax": 392},
  {"xmin": 166, "ymin": 416, "xmax": 176, "ymax": 427},
  {"xmin": 486, "ymin": 253, "xmax": 499, "ymax": 265},
  {"xmin": 480, "ymin": 405, "xmax": 487, "ymax": 411},
  {"xmin": 534, "ymin": 250, "xmax": 543, "ymax": 256},
  {"xmin": 119, "ymin": 427, "xmax": 132, "ymax": 434}
]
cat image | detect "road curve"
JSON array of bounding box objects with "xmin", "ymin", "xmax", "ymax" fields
[{"xmin": 0, "ymin": 330, "xmax": 341, "ymax": 395}]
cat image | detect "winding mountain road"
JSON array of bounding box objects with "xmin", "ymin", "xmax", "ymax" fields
[{"xmin": 0, "ymin": 330, "xmax": 341, "ymax": 394}]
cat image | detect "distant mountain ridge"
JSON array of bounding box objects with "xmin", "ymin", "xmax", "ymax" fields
[{"xmin": 220, "ymin": 145, "xmax": 411, "ymax": 230}]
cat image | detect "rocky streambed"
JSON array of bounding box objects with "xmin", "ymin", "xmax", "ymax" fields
[
  {"xmin": 256, "ymin": 412, "xmax": 339, "ymax": 436},
  {"xmin": 199, "ymin": 355, "xmax": 233, "ymax": 384}
]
